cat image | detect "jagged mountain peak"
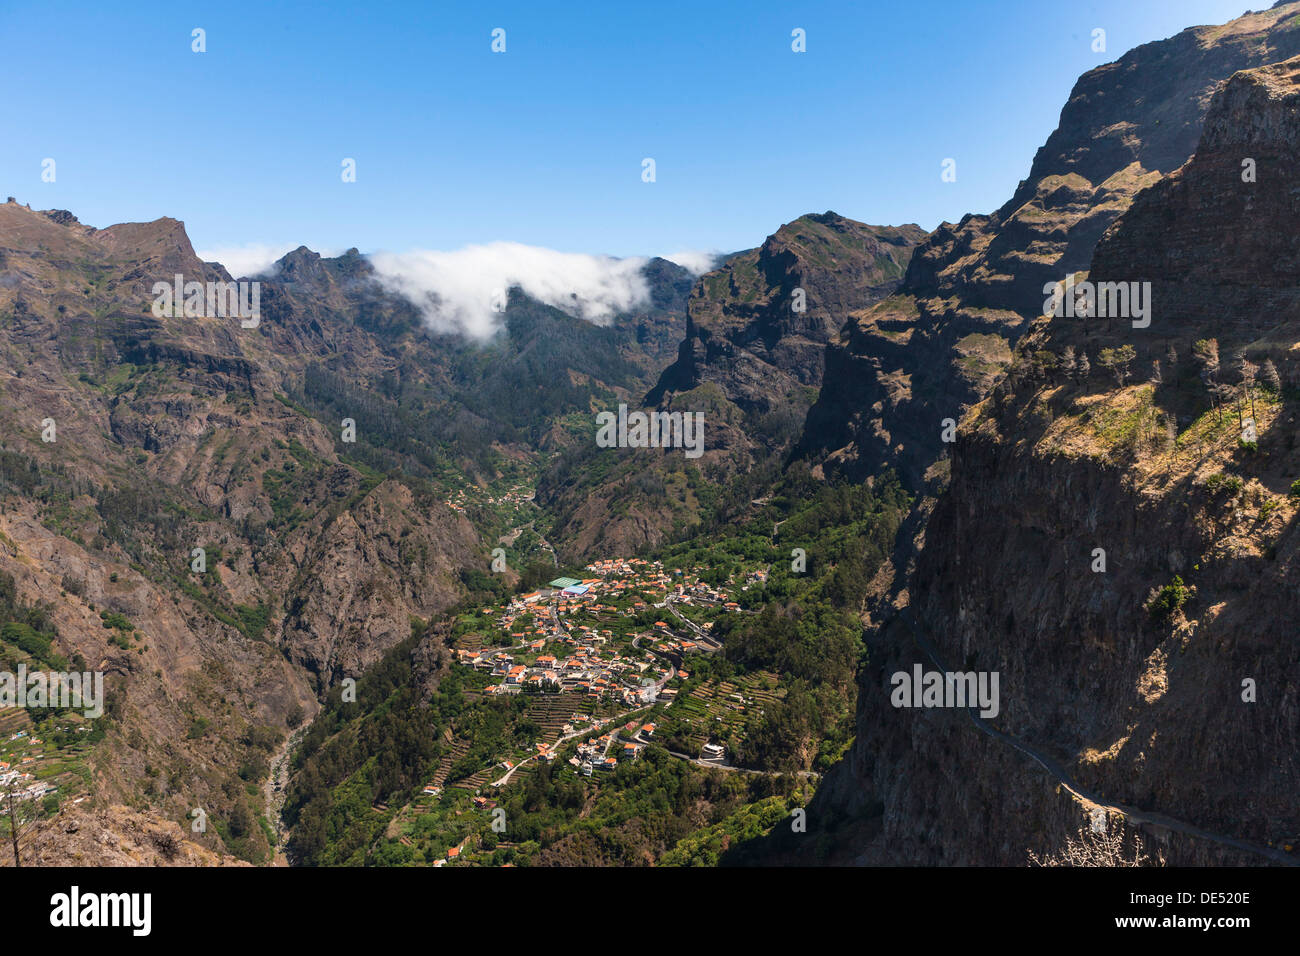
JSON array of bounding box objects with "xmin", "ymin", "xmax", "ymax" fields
[
  {"xmin": 647, "ymin": 211, "xmax": 928, "ymax": 416},
  {"xmin": 798, "ymin": 0, "xmax": 1300, "ymax": 488},
  {"xmin": 1003, "ymin": 0, "xmax": 1300, "ymax": 218}
]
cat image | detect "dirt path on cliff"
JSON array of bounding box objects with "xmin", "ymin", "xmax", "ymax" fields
[{"xmin": 895, "ymin": 607, "xmax": 1298, "ymax": 867}]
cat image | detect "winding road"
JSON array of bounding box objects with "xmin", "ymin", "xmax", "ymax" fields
[
  {"xmin": 894, "ymin": 606, "xmax": 1297, "ymax": 867},
  {"xmin": 662, "ymin": 595, "xmax": 722, "ymax": 650},
  {"xmin": 489, "ymin": 704, "xmax": 654, "ymax": 786}
]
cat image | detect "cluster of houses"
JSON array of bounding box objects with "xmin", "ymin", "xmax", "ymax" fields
[
  {"xmin": 0, "ymin": 756, "xmax": 55, "ymax": 802},
  {"xmin": 580, "ymin": 559, "xmax": 732, "ymax": 608},
  {"xmin": 458, "ymin": 569, "xmax": 685, "ymax": 703},
  {"xmin": 457, "ymin": 642, "xmax": 670, "ymax": 705},
  {"xmin": 408, "ymin": 560, "xmax": 772, "ymax": 865},
  {"xmin": 453, "ymin": 556, "xmax": 755, "ymax": 704},
  {"xmin": 570, "ymin": 720, "xmax": 655, "ymax": 775},
  {"xmin": 444, "ymin": 485, "xmax": 534, "ymax": 516}
]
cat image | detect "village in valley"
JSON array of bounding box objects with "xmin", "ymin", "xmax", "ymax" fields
[
  {"xmin": 460, "ymin": 559, "xmax": 743, "ymax": 701},
  {"xmin": 377, "ymin": 555, "xmax": 791, "ymax": 866}
]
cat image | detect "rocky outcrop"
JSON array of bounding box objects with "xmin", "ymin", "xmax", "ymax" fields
[
  {"xmin": 649, "ymin": 212, "xmax": 926, "ymax": 415},
  {"xmin": 5, "ymin": 803, "xmax": 250, "ymax": 867},
  {"xmin": 808, "ymin": 47, "xmax": 1300, "ymax": 866},
  {"xmin": 1089, "ymin": 54, "xmax": 1300, "ymax": 335},
  {"xmin": 277, "ymin": 479, "xmax": 478, "ymax": 686},
  {"xmin": 799, "ymin": 1, "xmax": 1300, "ymax": 489}
]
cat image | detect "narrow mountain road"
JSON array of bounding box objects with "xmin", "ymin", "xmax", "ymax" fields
[
  {"xmin": 894, "ymin": 607, "xmax": 1297, "ymax": 866},
  {"xmin": 663, "ymin": 596, "xmax": 721, "ymax": 650},
  {"xmin": 664, "ymin": 749, "xmax": 821, "ymax": 779},
  {"xmin": 488, "ymin": 704, "xmax": 654, "ymax": 786},
  {"xmin": 549, "ymin": 604, "xmax": 570, "ymax": 639}
]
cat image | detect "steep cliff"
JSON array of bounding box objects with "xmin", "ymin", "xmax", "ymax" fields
[
  {"xmin": 540, "ymin": 213, "xmax": 925, "ymax": 559},
  {"xmin": 799, "ymin": 1, "xmax": 1300, "ymax": 489},
  {"xmin": 805, "ymin": 51, "xmax": 1300, "ymax": 866},
  {"xmin": 649, "ymin": 212, "xmax": 926, "ymax": 413}
]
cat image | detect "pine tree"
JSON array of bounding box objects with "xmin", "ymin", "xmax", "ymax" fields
[
  {"xmin": 1061, "ymin": 346, "xmax": 1077, "ymax": 381},
  {"xmin": 1262, "ymin": 358, "xmax": 1281, "ymax": 394},
  {"xmin": 1098, "ymin": 345, "xmax": 1136, "ymax": 386},
  {"xmin": 1193, "ymin": 338, "xmax": 1221, "ymax": 418},
  {"xmin": 1233, "ymin": 351, "xmax": 1258, "ymax": 419}
]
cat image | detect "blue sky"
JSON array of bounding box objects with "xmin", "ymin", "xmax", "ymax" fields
[{"xmin": 0, "ymin": 0, "xmax": 1256, "ymax": 264}]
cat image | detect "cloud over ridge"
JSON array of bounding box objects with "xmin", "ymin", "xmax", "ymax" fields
[
  {"xmin": 197, "ymin": 243, "xmax": 334, "ymax": 278},
  {"xmin": 370, "ymin": 242, "xmax": 654, "ymax": 339},
  {"xmin": 202, "ymin": 239, "xmax": 719, "ymax": 340},
  {"xmin": 661, "ymin": 249, "xmax": 719, "ymax": 276}
]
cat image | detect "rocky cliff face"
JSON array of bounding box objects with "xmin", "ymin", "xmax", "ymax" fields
[
  {"xmin": 806, "ymin": 49, "xmax": 1300, "ymax": 866},
  {"xmin": 539, "ymin": 214, "xmax": 925, "ymax": 560},
  {"xmin": 649, "ymin": 212, "xmax": 926, "ymax": 414},
  {"xmin": 1089, "ymin": 55, "xmax": 1300, "ymax": 329},
  {"xmin": 0, "ymin": 202, "xmax": 501, "ymax": 860},
  {"xmin": 799, "ymin": 1, "xmax": 1300, "ymax": 489},
  {"xmin": 4, "ymin": 802, "xmax": 251, "ymax": 867}
]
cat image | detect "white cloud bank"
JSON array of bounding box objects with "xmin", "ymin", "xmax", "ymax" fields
[
  {"xmin": 201, "ymin": 240, "xmax": 721, "ymax": 339},
  {"xmin": 661, "ymin": 249, "xmax": 720, "ymax": 275},
  {"xmin": 370, "ymin": 242, "xmax": 657, "ymax": 339},
  {"xmin": 196, "ymin": 243, "xmax": 302, "ymax": 278}
]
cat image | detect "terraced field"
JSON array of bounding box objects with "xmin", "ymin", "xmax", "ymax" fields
[
  {"xmin": 434, "ymin": 692, "xmax": 620, "ymax": 791},
  {"xmin": 659, "ymin": 671, "xmax": 784, "ymax": 755},
  {"xmin": 431, "ymin": 730, "xmax": 470, "ymax": 788},
  {"xmin": 0, "ymin": 707, "xmax": 34, "ymax": 739}
]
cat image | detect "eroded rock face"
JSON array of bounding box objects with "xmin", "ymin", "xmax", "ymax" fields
[
  {"xmin": 276, "ymin": 479, "xmax": 478, "ymax": 688},
  {"xmin": 1090, "ymin": 56, "xmax": 1300, "ymax": 337},
  {"xmin": 649, "ymin": 212, "xmax": 927, "ymax": 415},
  {"xmin": 4, "ymin": 803, "xmax": 250, "ymax": 867},
  {"xmin": 809, "ymin": 47, "xmax": 1300, "ymax": 866},
  {"xmin": 0, "ymin": 200, "xmax": 487, "ymax": 861},
  {"xmin": 799, "ymin": 3, "xmax": 1300, "ymax": 489}
]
